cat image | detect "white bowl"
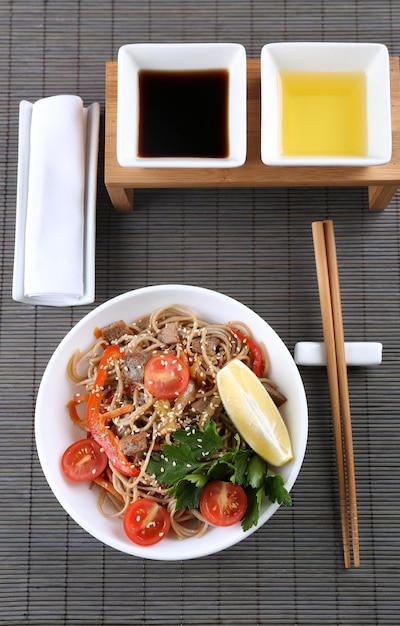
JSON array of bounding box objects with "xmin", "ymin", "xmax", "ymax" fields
[
  {"xmin": 35, "ymin": 285, "xmax": 308, "ymax": 560},
  {"xmin": 117, "ymin": 43, "xmax": 247, "ymax": 168},
  {"xmin": 260, "ymin": 42, "xmax": 392, "ymax": 166}
]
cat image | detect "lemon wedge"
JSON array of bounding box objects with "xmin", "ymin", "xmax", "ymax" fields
[{"xmin": 216, "ymin": 358, "xmax": 293, "ymax": 467}]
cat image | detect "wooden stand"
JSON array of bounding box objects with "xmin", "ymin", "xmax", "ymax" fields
[{"xmin": 105, "ymin": 58, "xmax": 400, "ymax": 212}]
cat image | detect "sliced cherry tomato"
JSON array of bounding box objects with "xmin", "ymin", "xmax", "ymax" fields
[
  {"xmin": 61, "ymin": 438, "xmax": 108, "ymax": 482},
  {"xmin": 199, "ymin": 480, "xmax": 247, "ymax": 527},
  {"xmin": 123, "ymin": 498, "xmax": 171, "ymax": 546},
  {"xmin": 144, "ymin": 353, "xmax": 190, "ymax": 399}
]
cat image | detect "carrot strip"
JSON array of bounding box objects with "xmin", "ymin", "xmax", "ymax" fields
[
  {"xmin": 92, "ymin": 476, "xmax": 124, "ymax": 503},
  {"xmin": 67, "ymin": 399, "xmax": 88, "ymax": 429},
  {"xmin": 103, "ymin": 404, "xmax": 135, "ymax": 420}
]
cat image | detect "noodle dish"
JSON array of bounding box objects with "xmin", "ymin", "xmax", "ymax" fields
[{"xmin": 35, "ymin": 285, "xmax": 308, "ymax": 560}]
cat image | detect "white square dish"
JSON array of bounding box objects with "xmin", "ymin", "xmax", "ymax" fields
[
  {"xmin": 117, "ymin": 43, "xmax": 247, "ymax": 168},
  {"xmin": 260, "ymin": 42, "xmax": 392, "ymax": 166}
]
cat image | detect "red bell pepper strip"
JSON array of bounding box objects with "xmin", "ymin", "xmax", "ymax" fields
[
  {"xmin": 86, "ymin": 345, "xmax": 139, "ymax": 477},
  {"xmin": 228, "ymin": 324, "xmax": 265, "ymax": 378}
]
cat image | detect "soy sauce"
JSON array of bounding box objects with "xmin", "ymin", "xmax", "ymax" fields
[{"xmin": 138, "ymin": 69, "xmax": 229, "ymax": 158}]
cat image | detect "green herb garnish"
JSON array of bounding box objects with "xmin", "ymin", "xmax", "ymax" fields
[{"xmin": 147, "ymin": 420, "xmax": 292, "ymax": 531}]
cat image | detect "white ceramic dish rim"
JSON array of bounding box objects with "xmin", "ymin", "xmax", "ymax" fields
[
  {"xmin": 116, "ymin": 43, "xmax": 247, "ymax": 168},
  {"xmin": 35, "ymin": 284, "xmax": 308, "ymax": 561},
  {"xmin": 260, "ymin": 41, "xmax": 392, "ymax": 166},
  {"xmin": 12, "ymin": 100, "xmax": 100, "ymax": 306}
]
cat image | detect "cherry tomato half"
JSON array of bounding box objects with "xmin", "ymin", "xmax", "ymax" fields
[
  {"xmin": 123, "ymin": 498, "xmax": 171, "ymax": 546},
  {"xmin": 144, "ymin": 353, "xmax": 190, "ymax": 399},
  {"xmin": 61, "ymin": 438, "xmax": 108, "ymax": 482},
  {"xmin": 199, "ymin": 480, "xmax": 247, "ymax": 527}
]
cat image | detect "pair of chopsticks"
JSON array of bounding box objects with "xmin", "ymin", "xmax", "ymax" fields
[{"xmin": 312, "ymin": 220, "xmax": 360, "ymax": 569}]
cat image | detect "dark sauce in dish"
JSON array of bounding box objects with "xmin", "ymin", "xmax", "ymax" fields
[{"xmin": 138, "ymin": 69, "xmax": 229, "ymax": 158}]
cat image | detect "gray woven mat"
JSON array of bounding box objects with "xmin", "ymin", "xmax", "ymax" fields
[{"xmin": 1, "ymin": 1, "xmax": 400, "ymax": 624}]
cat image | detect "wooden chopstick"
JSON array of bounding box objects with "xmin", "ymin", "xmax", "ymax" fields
[
  {"xmin": 312, "ymin": 220, "xmax": 360, "ymax": 568},
  {"xmin": 312, "ymin": 221, "xmax": 351, "ymax": 567},
  {"xmin": 323, "ymin": 220, "xmax": 360, "ymax": 567}
]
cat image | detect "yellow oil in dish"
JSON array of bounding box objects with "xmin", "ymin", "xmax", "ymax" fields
[{"xmin": 279, "ymin": 71, "xmax": 367, "ymax": 157}]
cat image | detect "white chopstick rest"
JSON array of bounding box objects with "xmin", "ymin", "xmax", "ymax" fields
[
  {"xmin": 23, "ymin": 95, "xmax": 85, "ymax": 305},
  {"xmin": 294, "ymin": 341, "xmax": 383, "ymax": 366}
]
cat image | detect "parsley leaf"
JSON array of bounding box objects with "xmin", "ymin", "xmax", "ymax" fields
[
  {"xmin": 265, "ymin": 470, "xmax": 293, "ymax": 506},
  {"xmin": 173, "ymin": 480, "xmax": 203, "ymax": 510},
  {"xmin": 230, "ymin": 449, "xmax": 253, "ymax": 486},
  {"xmin": 173, "ymin": 419, "xmax": 224, "ymax": 460},
  {"xmin": 146, "ymin": 441, "xmax": 202, "ymax": 485},
  {"xmin": 241, "ymin": 486, "xmax": 263, "ymax": 532},
  {"xmin": 246, "ymin": 454, "xmax": 268, "ymax": 490}
]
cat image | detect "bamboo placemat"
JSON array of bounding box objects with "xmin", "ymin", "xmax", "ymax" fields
[{"xmin": 1, "ymin": 2, "xmax": 400, "ymax": 625}]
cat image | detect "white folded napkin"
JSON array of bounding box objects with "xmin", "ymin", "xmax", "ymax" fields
[{"xmin": 23, "ymin": 95, "xmax": 86, "ymax": 305}]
